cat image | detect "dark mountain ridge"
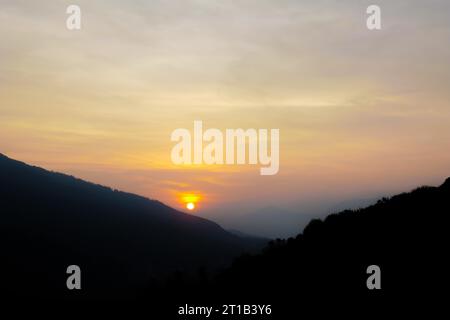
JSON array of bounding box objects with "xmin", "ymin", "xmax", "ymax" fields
[
  {"xmin": 1, "ymin": 152, "xmax": 446, "ymax": 308},
  {"xmin": 0, "ymin": 153, "xmax": 265, "ymax": 299},
  {"xmin": 160, "ymin": 177, "xmax": 449, "ymax": 313},
  {"xmin": 206, "ymin": 177, "xmax": 449, "ymax": 305}
]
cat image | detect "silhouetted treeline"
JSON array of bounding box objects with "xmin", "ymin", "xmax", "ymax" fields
[{"xmin": 152, "ymin": 178, "xmax": 449, "ymax": 314}]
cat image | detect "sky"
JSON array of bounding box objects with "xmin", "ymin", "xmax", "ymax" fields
[{"xmin": 1, "ymin": 0, "xmax": 450, "ymax": 236}]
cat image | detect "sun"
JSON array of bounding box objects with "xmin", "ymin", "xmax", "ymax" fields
[
  {"xmin": 186, "ymin": 202, "xmax": 195, "ymax": 210},
  {"xmin": 179, "ymin": 193, "xmax": 200, "ymax": 211}
]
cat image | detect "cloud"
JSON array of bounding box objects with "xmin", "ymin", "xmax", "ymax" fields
[{"xmin": 1, "ymin": 0, "xmax": 450, "ymax": 212}]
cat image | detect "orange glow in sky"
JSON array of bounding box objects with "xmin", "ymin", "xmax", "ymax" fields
[
  {"xmin": 1, "ymin": 1, "xmax": 450, "ymax": 215},
  {"xmin": 179, "ymin": 193, "xmax": 200, "ymax": 211}
]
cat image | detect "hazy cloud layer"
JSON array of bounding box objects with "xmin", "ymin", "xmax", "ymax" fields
[{"xmin": 1, "ymin": 0, "xmax": 450, "ymax": 219}]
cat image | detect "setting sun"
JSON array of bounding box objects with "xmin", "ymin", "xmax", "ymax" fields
[
  {"xmin": 186, "ymin": 202, "xmax": 195, "ymax": 210},
  {"xmin": 179, "ymin": 193, "xmax": 201, "ymax": 211}
]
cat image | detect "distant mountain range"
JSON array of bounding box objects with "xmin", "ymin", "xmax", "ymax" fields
[
  {"xmin": 203, "ymin": 201, "xmax": 380, "ymax": 239},
  {"xmin": 0, "ymin": 153, "xmax": 265, "ymax": 299},
  {"xmin": 223, "ymin": 206, "xmax": 321, "ymax": 239}
]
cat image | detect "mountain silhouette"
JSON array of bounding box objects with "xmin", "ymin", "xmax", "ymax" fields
[
  {"xmin": 163, "ymin": 177, "xmax": 448, "ymax": 312},
  {"xmin": 0, "ymin": 153, "xmax": 265, "ymax": 299},
  {"xmin": 1, "ymin": 152, "xmax": 446, "ymax": 310}
]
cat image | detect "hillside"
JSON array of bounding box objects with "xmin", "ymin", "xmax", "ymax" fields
[
  {"xmin": 165, "ymin": 178, "xmax": 449, "ymax": 309},
  {"xmin": 0, "ymin": 153, "xmax": 265, "ymax": 299}
]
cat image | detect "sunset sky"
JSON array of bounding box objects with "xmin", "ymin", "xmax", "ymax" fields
[{"xmin": 1, "ymin": 0, "xmax": 450, "ymax": 227}]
